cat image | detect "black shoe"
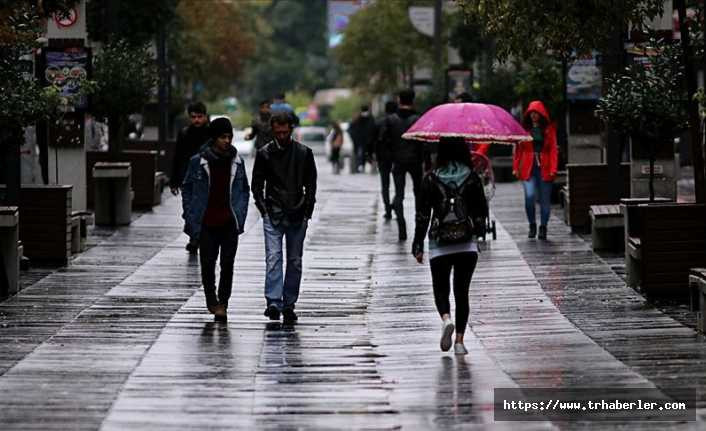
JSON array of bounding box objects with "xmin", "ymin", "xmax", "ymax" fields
[
  {"xmin": 538, "ymin": 225, "xmax": 547, "ymax": 240},
  {"xmin": 528, "ymin": 223, "xmax": 537, "ymax": 239},
  {"xmin": 384, "ymin": 212, "xmax": 392, "ymax": 220},
  {"xmin": 186, "ymin": 241, "xmax": 198, "ymax": 254},
  {"xmin": 282, "ymin": 307, "xmax": 298, "ymax": 324},
  {"xmin": 264, "ymin": 304, "xmax": 280, "ymax": 321}
]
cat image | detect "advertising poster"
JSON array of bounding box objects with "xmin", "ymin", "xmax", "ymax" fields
[
  {"xmin": 567, "ymin": 53, "xmax": 601, "ymax": 100},
  {"xmin": 447, "ymin": 69, "xmax": 472, "ymax": 101},
  {"xmin": 327, "ymin": 0, "xmax": 368, "ymax": 47},
  {"xmin": 44, "ymin": 47, "xmax": 89, "ymax": 109}
]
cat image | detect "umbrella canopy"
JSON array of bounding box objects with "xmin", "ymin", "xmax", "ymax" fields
[{"xmin": 402, "ymin": 102, "xmax": 530, "ymax": 144}]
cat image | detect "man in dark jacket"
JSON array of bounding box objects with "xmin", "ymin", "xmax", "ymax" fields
[
  {"xmin": 171, "ymin": 101, "xmax": 210, "ymax": 253},
  {"xmin": 348, "ymin": 105, "xmax": 376, "ymax": 173},
  {"xmin": 246, "ymin": 99, "xmax": 272, "ymax": 151},
  {"xmin": 375, "ymin": 101, "xmax": 398, "ymax": 219},
  {"xmin": 181, "ymin": 117, "xmax": 250, "ymax": 322},
  {"xmin": 379, "ymin": 89, "xmax": 423, "ymax": 241},
  {"xmin": 252, "ymin": 112, "xmax": 317, "ymax": 324}
]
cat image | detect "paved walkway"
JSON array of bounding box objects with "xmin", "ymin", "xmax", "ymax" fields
[{"xmin": 1, "ymin": 157, "xmax": 705, "ymax": 430}]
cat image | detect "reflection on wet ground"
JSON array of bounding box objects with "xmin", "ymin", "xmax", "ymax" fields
[{"xmin": 0, "ymin": 159, "xmax": 703, "ymax": 429}]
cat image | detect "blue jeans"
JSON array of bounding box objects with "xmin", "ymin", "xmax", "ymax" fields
[
  {"xmin": 522, "ymin": 163, "xmax": 552, "ymax": 226},
  {"xmin": 263, "ymin": 216, "xmax": 308, "ymax": 310}
]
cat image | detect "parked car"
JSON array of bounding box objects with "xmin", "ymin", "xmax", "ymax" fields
[{"xmin": 293, "ymin": 126, "xmax": 328, "ymax": 155}]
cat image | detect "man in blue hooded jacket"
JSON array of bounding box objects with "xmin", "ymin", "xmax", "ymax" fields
[{"xmin": 182, "ymin": 117, "xmax": 250, "ymax": 321}]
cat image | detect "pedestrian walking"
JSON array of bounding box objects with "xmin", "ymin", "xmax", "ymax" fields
[
  {"xmin": 348, "ymin": 105, "xmax": 376, "ymax": 173},
  {"xmin": 252, "ymin": 112, "xmax": 317, "ymax": 324},
  {"xmin": 246, "ymin": 99, "xmax": 273, "ymax": 151},
  {"xmin": 512, "ymin": 100, "xmax": 558, "ymax": 240},
  {"xmin": 412, "ymin": 137, "xmax": 488, "ymax": 355},
  {"xmin": 270, "ymin": 93, "xmax": 300, "ymax": 127},
  {"xmin": 379, "ymin": 89, "xmax": 423, "ymax": 241},
  {"xmin": 171, "ymin": 101, "xmax": 211, "ymax": 253},
  {"xmin": 181, "ymin": 117, "xmax": 250, "ymax": 322},
  {"xmin": 328, "ymin": 121, "xmax": 344, "ymax": 175},
  {"xmin": 375, "ymin": 101, "xmax": 398, "ymax": 219}
]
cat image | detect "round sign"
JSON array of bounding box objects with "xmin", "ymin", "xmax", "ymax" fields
[{"xmin": 54, "ymin": 8, "xmax": 78, "ymax": 28}]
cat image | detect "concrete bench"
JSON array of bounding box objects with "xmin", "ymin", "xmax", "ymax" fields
[
  {"xmin": 623, "ymin": 203, "xmax": 706, "ymax": 297},
  {"xmin": 589, "ymin": 204, "xmax": 623, "ymax": 250},
  {"xmin": 565, "ymin": 163, "xmax": 630, "ymax": 231},
  {"xmin": 70, "ymin": 211, "xmax": 93, "ymax": 253},
  {"xmin": 689, "ymin": 268, "xmax": 706, "ymax": 333}
]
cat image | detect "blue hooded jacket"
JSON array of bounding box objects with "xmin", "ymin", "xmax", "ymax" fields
[{"xmin": 181, "ymin": 143, "xmax": 250, "ymax": 239}]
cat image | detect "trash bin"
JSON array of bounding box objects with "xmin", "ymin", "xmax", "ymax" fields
[
  {"xmin": 0, "ymin": 206, "xmax": 20, "ymax": 296},
  {"xmin": 92, "ymin": 162, "xmax": 132, "ymax": 226}
]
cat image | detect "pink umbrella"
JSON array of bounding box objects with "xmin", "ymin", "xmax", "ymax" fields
[{"xmin": 402, "ymin": 102, "xmax": 530, "ymax": 144}]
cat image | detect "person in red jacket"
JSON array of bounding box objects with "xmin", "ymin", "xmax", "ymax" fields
[{"xmin": 512, "ymin": 101, "xmax": 558, "ymax": 240}]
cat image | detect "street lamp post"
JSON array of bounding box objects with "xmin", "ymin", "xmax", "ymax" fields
[{"xmin": 433, "ymin": 0, "xmax": 443, "ymax": 102}]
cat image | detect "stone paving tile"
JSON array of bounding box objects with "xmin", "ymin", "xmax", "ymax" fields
[{"xmin": 1, "ymin": 160, "xmax": 704, "ymax": 430}]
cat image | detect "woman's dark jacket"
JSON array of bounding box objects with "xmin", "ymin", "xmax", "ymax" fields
[
  {"xmin": 412, "ymin": 168, "xmax": 489, "ymax": 256},
  {"xmin": 251, "ymin": 139, "xmax": 317, "ymax": 226}
]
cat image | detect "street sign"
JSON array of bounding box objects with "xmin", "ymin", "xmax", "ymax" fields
[
  {"xmin": 408, "ymin": 6, "xmax": 434, "ymax": 37},
  {"xmin": 46, "ymin": 0, "xmax": 86, "ymax": 40},
  {"xmin": 54, "ymin": 8, "xmax": 78, "ymax": 28}
]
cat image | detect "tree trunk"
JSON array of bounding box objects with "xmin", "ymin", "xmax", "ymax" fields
[
  {"xmin": 649, "ymin": 138, "xmax": 656, "ymax": 202},
  {"xmin": 107, "ymin": 115, "xmax": 125, "ymax": 155},
  {"xmin": 676, "ymin": 0, "xmax": 706, "ymax": 202},
  {"xmin": 601, "ymin": 11, "xmax": 627, "ymax": 202},
  {"xmin": 558, "ymin": 57, "xmax": 569, "ymax": 170}
]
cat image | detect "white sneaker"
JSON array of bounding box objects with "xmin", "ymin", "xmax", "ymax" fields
[
  {"xmin": 454, "ymin": 342, "xmax": 468, "ymax": 355},
  {"xmin": 440, "ymin": 320, "xmax": 455, "ymax": 352}
]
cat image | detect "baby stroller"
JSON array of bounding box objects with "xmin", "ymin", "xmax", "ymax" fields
[{"xmin": 471, "ymin": 151, "xmax": 497, "ymax": 240}]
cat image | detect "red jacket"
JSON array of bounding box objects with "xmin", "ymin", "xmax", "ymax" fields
[
  {"xmin": 472, "ymin": 143, "xmax": 490, "ymax": 156},
  {"xmin": 512, "ymin": 100, "xmax": 558, "ymax": 182}
]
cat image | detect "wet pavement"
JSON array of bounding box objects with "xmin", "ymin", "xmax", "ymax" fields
[{"xmin": 1, "ymin": 157, "xmax": 705, "ymax": 430}]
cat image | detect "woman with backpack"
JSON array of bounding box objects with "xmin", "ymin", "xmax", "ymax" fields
[
  {"xmin": 412, "ymin": 137, "xmax": 488, "ymax": 355},
  {"xmin": 512, "ymin": 100, "xmax": 558, "ymax": 240}
]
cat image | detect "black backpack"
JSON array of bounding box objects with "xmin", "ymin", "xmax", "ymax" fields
[{"xmin": 429, "ymin": 173, "xmax": 476, "ymax": 244}]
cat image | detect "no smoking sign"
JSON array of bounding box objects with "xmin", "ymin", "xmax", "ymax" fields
[{"xmin": 54, "ymin": 8, "xmax": 78, "ymax": 28}]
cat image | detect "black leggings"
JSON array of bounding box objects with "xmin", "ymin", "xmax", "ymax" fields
[{"xmin": 430, "ymin": 252, "xmax": 478, "ymax": 334}]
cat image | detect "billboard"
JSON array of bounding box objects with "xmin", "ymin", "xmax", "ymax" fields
[
  {"xmin": 566, "ymin": 53, "xmax": 601, "ymax": 101},
  {"xmin": 44, "ymin": 47, "xmax": 89, "ymax": 109},
  {"xmin": 328, "ymin": 0, "xmax": 368, "ymax": 47}
]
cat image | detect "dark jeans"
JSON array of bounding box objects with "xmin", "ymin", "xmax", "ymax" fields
[
  {"xmin": 378, "ymin": 158, "xmax": 392, "ymax": 215},
  {"xmin": 430, "ymin": 252, "xmax": 478, "ymax": 334},
  {"xmin": 199, "ymin": 223, "xmax": 239, "ymax": 307},
  {"xmin": 392, "ymin": 161, "xmax": 423, "ymax": 232},
  {"xmin": 354, "ymin": 143, "xmax": 365, "ymax": 172}
]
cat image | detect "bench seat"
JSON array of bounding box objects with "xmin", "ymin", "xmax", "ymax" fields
[{"xmin": 589, "ymin": 204, "xmax": 624, "ymax": 250}]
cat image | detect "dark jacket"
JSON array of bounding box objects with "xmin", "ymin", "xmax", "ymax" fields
[
  {"xmin": 251, "ymin": 138, "xmax": 317, "ymax": 226},
  {"xmin": 375, "ymin": 115, "xmax": 394, "ymax": 162},
  {"xmin": 412, "ymin": 163, "xmax": 488, "ymax": 256},
  {"xmin": 349, "ymin": 114, "xmax": 376, "ymax": 158},
  {"xmin": 171, "ymin": 124, "xmax": 210, "ymax": 188},
  {"xmin": 379, "ymin": 107, "xmax": 423, "ymax": 165},
  {"xmin": 250, "ymin": 114, "xmax": 273, "ymax": 150},
  {"xmin": 182, "ymin": 144, "xmax": 250, "ymax": 239}
]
